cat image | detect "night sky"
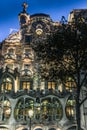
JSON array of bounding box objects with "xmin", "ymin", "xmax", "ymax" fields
[{"xmin": 0, "ymin": 0, "xmax": 87, "ymax": 42}]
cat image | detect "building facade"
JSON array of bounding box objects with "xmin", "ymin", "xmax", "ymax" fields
[
  {"xmin": 68, "ymin": 9, "xmax": 87, "ymax": 23},
  {"xmin": 0, "ymin": 3, "xmax": 86, "ymax": 130}
]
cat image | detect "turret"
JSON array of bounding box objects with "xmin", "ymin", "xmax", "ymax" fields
[{"xmin": 18, "ymin": 2, "xmax": 30, "ymax": 28}]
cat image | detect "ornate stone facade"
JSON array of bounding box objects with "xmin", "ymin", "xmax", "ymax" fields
[{"xmin": 0, "ymin": 2, "xmax": 86, "ymax": 130}]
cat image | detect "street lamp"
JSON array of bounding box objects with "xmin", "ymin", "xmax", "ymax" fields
[{"xmin": 28, "ymin": 109, "xmax": 34, "ymax": 130}]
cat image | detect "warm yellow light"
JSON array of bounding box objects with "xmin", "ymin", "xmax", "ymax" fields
[
  {"xmin": 5, "ymin": 108, "xmax": 11, "ymax": 114},
  {"xmin": 36, "ymin": 28, "xmax": 43, "ymax": 35},
  {"xmin": 58, "ymin": 83, "xmax": 63, "ymax": 92},
  {"xmin": 28, "ymin": 109, "xmax": 34, "ymax": 118}
]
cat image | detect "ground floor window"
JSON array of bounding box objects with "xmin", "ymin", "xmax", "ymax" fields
[
  {"xmin": 14, "ymin": 97, "xmax": 34, "ymax": 121},
  {"xmin": 0, "ymin": 96, "xmax": 11, "ymax": 121},
  {"xmin": 65, "ymin": 96, "xmax": 76, "ymax": 120},
  {"xmin": 41, "ymin": 97, "xmax": 63, "ymax": 121}
]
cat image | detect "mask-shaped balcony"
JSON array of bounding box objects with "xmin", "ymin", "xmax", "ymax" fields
[
  {"xmin": 20, "ymin": 69, "xmax": 33, "ymax": 77},
  {"xmin": 4, "ymin": 53, "xmax": 16, "ymax": 62},
  {"xmin": 22, "ymin": 52, "xmax": 34, "ymax": 62}
]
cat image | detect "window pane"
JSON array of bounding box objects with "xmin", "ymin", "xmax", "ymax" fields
[
  {"xmin": 14, "ymin": 98, "xmax": 34, "ymax": 121},
  {"xmin": 48, "ymin": 82, "xmax": 51, "ymax": 89},
  {"xmin": 52, "ymin": 82, "xmax": 55, "ymax": 90},
  {"xmin": 41, "ymin": 98, "xmax": 62, "ymax": 121},
  {"xmin": 48, "ymin": 82, "xmax": 56, "ymax": 90},
  {"xmin": 22, "ymin": 82, "xmax": 31, "ymax": 90}
]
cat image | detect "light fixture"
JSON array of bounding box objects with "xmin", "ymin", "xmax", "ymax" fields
[{"xmin": 28, "ymin": 109, "xmax": 34, "ymax": 118}]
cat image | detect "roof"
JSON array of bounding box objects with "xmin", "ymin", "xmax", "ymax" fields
[{"xmin": 30, "ymin": 13, "xmax": 50, "ymax": 18}]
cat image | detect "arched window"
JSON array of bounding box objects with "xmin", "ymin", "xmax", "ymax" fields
[
  {"xmin": 0, "ymin": 96, "xmax": 11, "ymax": 121},
  {"xmin": 65, "ymin": 96, "xmax": 76, "ymax": 120},
  {"xmin": 14, "ymin": 97, "xmax": 34, "ymax": 121},
  {"xmin": 0, "ymin": 75, "xmax": 13, "ymax": 93},
  {"xmin": 41, "ymin": 98, "xmax": 62, "ymax": 121}
]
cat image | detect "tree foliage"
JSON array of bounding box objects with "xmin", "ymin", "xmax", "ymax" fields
[
  {"xmin": 30, "ymin": 18, "xmax": 87, "ymax": 130},
  {"xmin": 31, "ymin": 21, "xmax": 87, "ymax": 81}
]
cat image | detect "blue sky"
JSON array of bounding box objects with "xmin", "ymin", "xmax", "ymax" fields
[{"xmin": 0, "ymin": 0, "xmax": 87, "ymax": 42}]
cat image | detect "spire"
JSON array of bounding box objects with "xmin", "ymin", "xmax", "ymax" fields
[{"xmin": 22, "ymin": 2, "xmax": 28, "ymax": 13}]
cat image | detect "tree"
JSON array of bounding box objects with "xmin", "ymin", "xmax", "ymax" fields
[
  {"xmin": 30, "ymin": 16, "xmax": 87, "ymax": 130},
  {"xmin": 50, "ymin": 22, "xmax": 87, "ymax": 130}
]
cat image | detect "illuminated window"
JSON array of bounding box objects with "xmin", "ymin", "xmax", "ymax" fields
[
  {"xmin": 58, "ymin": 83, "xmax": 63, "ymax": 93},
  {"xmin": 0, "ymin": 96, "xmax": 11, "ymax": 121},
  {"xmin": 65, "ymin": 96, "xmax": 76, "ymax": 120},
  {"xmin": 22, "ymin": 81, "xmax": 31, "ymax": 90},
  {"xmin": 14, "ymin": 98, "xmax": 34, "ymax": 121},
  {"xmin": 48, "ymin": 81, "xmax": 56, "ymax": 90},
  {"xmin": 1, "ymin": 75, "xmax": 13, "ymax": 93},
  {"xmin": 41, "ymin": 98, "xmax": 62, "ymax": 121}
]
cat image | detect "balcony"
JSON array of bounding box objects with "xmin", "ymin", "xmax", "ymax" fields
[
  {"xmin": 20, "ymin": 69, "xmax": 33, "ymax": 77},
  {"xmin": 4, "ymin": 53, "xmax": 16, "ymax": 62}
]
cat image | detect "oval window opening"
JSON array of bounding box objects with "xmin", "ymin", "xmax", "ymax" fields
[{"xmin": 35, "ymin": 128, "xmax": 42, "ymax": 130}]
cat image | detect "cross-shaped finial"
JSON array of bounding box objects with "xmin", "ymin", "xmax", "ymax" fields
[{"xmin": 22, "ymin": 2, "xmax": 28, "ymax": 13}]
